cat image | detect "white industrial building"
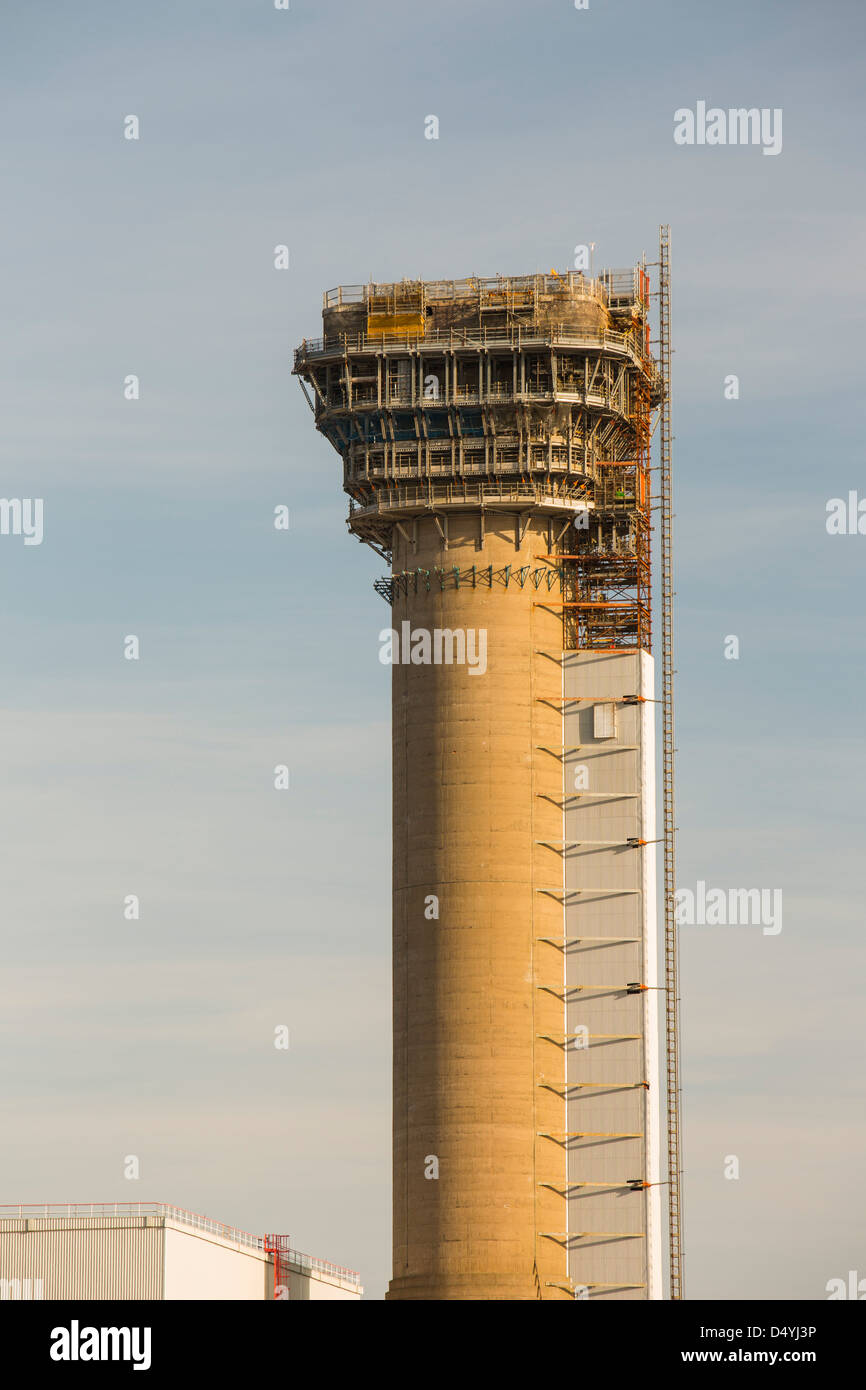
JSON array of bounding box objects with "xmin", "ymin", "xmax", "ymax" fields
[{"xmin": 0, "ymin": 1204, "xmax": 362, "ymax": 1301}]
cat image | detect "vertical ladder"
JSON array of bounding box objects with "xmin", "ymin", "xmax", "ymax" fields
[
  {"xmin": 658, "ymin": 225, "xmax": 684, "ymax": 1300},
  {"xmin": 265, "ymin": 1234, "xmax": 293, "ymax": 1300}
]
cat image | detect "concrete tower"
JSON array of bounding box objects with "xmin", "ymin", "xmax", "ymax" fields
[{"xmin": 295, "ymin": 266, "xmax": 664, "ymax": 1300}]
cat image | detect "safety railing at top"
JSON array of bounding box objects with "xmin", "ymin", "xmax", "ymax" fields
[
  {"xmin": 0, "ymin": 1203, "xmax": 361, "ymax": 1285},
  {"xmin": 285, "ymin": 1251, "xmax": 361, "ymax": 1283},
  {"xmin": 322, "ymin": 272, "xmax": 623, "ymax": 309},
  {"xmin": 295, "ymin": 323, "xmax": 655, "ymax": 370},
  {"xmin": 348, "ymin": 480, "xmax": 584, "ymax": 512}
]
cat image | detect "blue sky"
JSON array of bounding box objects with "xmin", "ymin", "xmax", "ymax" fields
[{"xmin": 1, "ymin": 0, "xmax": 864, "ymax": 1298}]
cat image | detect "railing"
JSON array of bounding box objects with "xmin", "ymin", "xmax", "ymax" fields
[
  {"xmin": 295, "ymin": 322, "xmax": 654, "ymax": 371},
  {"xmin": 285, "ymin": 1251, "xmax": 361, "ymax": 1284},
  {"xmin": 0, "ymin": 1203, "xmax": 361, "ymax": 1286},
  {"xmin": 0, "ymin": 1202, "xmax": 267, "ymax": 1249},
  {"xmin": 343, "ymin": 450, "xmax": 596, "ymax": 481},
  {"xmin": 600, "ymin": 268, "xmax": 641, "ymax": 299},
  {"xmin": 325, "ymin": 385, "xmax": 632, "ymax": 412},
  {"xmin": 323, "ymin": 284, "xmax": 367, "ymax": 306},
  {"xmin": 348, "ymin": 480, "xmax": 587, "ymax": 514},
  {"xmin": 323, "ymin": 271, "xmax": 617, "ymax": 311}
]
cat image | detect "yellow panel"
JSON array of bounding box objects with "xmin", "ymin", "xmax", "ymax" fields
[{"xmin": 366, "ymin": 312, "xmax": 426, "ymax": 337}]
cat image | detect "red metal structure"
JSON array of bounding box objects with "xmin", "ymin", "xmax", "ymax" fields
[{"xmin": 264, "ymin": 1233, "xmax": 293, "ymax": 1300}]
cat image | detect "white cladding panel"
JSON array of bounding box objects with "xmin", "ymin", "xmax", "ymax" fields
[
  {"xmin": 288, "ymin": 1270, "xmax": 361, "ymax": 1300},
  {"xmin": 163, "ymin": 1224, "xmax": 268, "ymax": 1300},
  {"xmin": 640, "ymin": 648, "xmax": 664, "ymax": 1297},
  {"xmin": 562, "ymin": 649, "xmax": 662, "ymax": 1300}
]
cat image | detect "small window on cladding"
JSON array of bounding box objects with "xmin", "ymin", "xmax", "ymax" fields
[{"xmin": 593, "ymin": 702, "xmax": 617, "ymax": 740}]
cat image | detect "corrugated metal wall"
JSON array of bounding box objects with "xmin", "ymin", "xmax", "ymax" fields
[{"xmin": 0, "ymin": 1217, "xmax": 164, "ymax": 1299}]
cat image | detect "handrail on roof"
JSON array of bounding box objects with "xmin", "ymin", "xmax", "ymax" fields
[{"xmin": 0, "ymin": 1202, "xmax": 361, "ymax": 1285}]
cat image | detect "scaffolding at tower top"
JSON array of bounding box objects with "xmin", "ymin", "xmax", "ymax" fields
[
  {"xmin": 294, "ymin": 261, "xmax": 659, "ymax": 653},
  {"xmin": 321, "ymin": 268, "xmax": 648, "ymax": 314}
]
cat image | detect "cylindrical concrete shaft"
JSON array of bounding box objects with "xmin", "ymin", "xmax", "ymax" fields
[{"xmin": 386, "ymin": 514, "xmax": 567, "ymax": 1301}]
